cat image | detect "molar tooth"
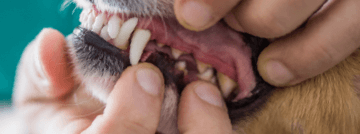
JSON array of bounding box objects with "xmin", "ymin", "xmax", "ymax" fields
[
  {"xmin": 171, "ymin": 48, "xmax": 184, "ymax": 59},
  {"xmin": 129, "ymin": 29, "xmax": 151, "ymax": 65},
  {"xmin": 92, "ymin": 13, "xmax": 106, "ymax": 34},
  {"xmin": 157, "ymin": 43, "xmax": 165, "ymax": 47},
  {"xmin": 114, "ymin": 17, "xmax": 138, "ymax": 49},
  {"xmin": 217, "ymin": 73, "xmax": 238, "ymax": 98},
  {"xmin": 108, "ymin": 15, "xmax": 122, "ymax": 39},
  {"xmin": 175, "ymin": 61, "xmax": 186, "ymax": 71},
  {"xmin": 196, "ymin": 60, "xmax": 211, "ymax": 74},
  {"xmin": 197, "ymin": 68, "xmax": 214, "ymax": 81},
  {"xmin": 100, "ymin": 25, "xmax": 111, "ymax": 41}
]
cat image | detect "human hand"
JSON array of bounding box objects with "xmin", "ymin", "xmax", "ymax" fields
[
  {"xmin": 174, "ymin": 0, "xmax": 360, "ymax": 86},
  {"xmin": 14, "ymin": 28, "xmax": 232, "ymax": 134}
]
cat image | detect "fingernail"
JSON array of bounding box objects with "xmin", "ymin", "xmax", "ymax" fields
[
  {"xmin": 181, "ymin": 1, "xmax": 212, "ymax": 29},
  {"xmin": 136, "ymin": 68, "xmax": 162, "ymax": 95},
  {"xmin": 194, "ymin": 83, "xmax": 223, "ymax": 107},
  {"xmin": 265, "ymin": 61, "xmax": 294, "ymax": 85}
]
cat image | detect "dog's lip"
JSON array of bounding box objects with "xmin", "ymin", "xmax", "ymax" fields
[{"xmin": 84, "ymin": 6, "xmax": 257, "ymax": 100}]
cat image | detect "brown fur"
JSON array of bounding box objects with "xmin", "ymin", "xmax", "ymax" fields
[{"xmin": 235, "ymin": 49, "xmax": 360, "ymax": 134}]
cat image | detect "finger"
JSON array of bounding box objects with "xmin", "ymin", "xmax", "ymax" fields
[
  {"xmin": 38, "ymin": 28, "xmax": 74, "ymax": 98},
  {"xmin": 174, "ymin": 0, "xmax": 241, "ymax": 31},
  {"xmin": 83, "ymin": 63, "xmax": 165, "ymax": 134},
  {"xmin": 178, "ymin": 81, "xmax": 232, "ymax": 134},
  {"xmin": 257, "ymin": 0, "xmax": 360, "ymax": 86},
  {"xmin": 14, "ymin": 28, "xmax": 74, "ymax": 105},
  {"xmin": 228, "ymin": 0, "xmax": 325, "ymax": 38}
]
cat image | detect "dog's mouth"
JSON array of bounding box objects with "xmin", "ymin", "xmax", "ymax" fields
[{"xmin": 70, "ymin": 5, "xmax": 274, "ymax": 122}]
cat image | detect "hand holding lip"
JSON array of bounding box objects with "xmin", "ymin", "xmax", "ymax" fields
[
  {"xmin": 174, "ymin": 0, "xmax": 360, "ymax": 87},
  {"xmin": 16, "ymin": 28, "xmax": 232, "ymax": 134}
]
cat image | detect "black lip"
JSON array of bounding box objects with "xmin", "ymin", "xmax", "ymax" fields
[{"xmin": 71, "ymin": 27, "xmax": 274, "ymax": 124}]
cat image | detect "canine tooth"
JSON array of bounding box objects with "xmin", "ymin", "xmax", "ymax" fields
[
  {"xmin": 108, "ymin": 15, "xmax": 122, "ymax": 39},
  {"xmin": 196, "ymin": 60, "xmax": 211, "ymax": 74},
  {"xmin": 100, "ymin": 25, "xmax": 111, "ymax": 41},
  {"xmin": 86, "ymin": 13, "xmax": 95, "ymax": 30},
  {"xmin": 197, "ymin": 68, "xmax": 214, "ymax": 81},
  {"xmin": 157, "ymin": 43, "xmax": 165, "ymax": 47},
  {"xmin": 171, "ymin": 48, "xmax": 184, "ymax": 59},
  {"xmin": 114, "ymin": 18, "xmax": 138, "ymax": 48},
  {"xmin": 129, "ymin": 29, "xmax": 151, "ymax": 65},
  {"xmin": 217, "ymin": 73, "xmax": 238, "ymax": 98},
  {"xmin": 92, "ymin": 13, "xmax": 106, "ymax": 34}
]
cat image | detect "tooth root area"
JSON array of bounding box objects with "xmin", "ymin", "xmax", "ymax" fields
[
  {"xmin": 157, "ymin": 43, "xmax": 165, "ymax": 47},
  {"xmin": 114, "ymin": 17, "xmax": 139, "ymax": 49},
  {"xmin": 100, "ymin": 25, "xmax": 111, "ymax": 41},
  {"xmin": 196, "ymin": 60, "xmax": 211, "ymax": 74},
  {"xmin": 197, "ymin": 68, "xmax": 214, "ymax": 81},
  {"xmin": 171, "ymin": 48, "xmax": 184, "ymax": 59},
  {"xmin": 92, "ymin": 13, "xmax": 106, "ymax": 34},
  {"xmin": 129, "ymin": 29, "xmax": 151, "ymax": 65},
  {"xmin": 217, "ymin": 73, "xmax": 238, "ymax": 98},
  {"xmin": 108, "ymin": 15, "xmax": 122, "ymax": 39}
]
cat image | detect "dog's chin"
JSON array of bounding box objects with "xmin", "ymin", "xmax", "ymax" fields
[{"xmin": 67, "ymin": 0, "xmax": 274, "ymax": 133}]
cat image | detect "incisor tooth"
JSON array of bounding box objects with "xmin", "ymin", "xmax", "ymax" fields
[
  {"xmin": 100, "ymin": 25, "xmax": 111, "ymax": 41},
  {"xmin": 217, "ymin": 73, "xmax": 238, "ymax": 98},
  {"xmin": 114, "ymin": 18, "xmax": 138, "ymax": 48},
  {"xmin": 86, "ymin": 12, "xmax": 95, "ymax": 30},
  {"xmin": 196, "ymin": 60, "xmax": 211, "ymax": 74},
  {"xmin": 129, "ymin": 29, "xmax": 151, "ymax": 65},
  {"xmin": 171, "ymin": 48, "xmax": 184, "ymax": 59},
  {"xmin": 157, "ymin": 43, "xmax": 165, "ymax": 47},
  {"xmin": 92, "ymin": 13, "xmax": 106, "ymax": 34},
  {"xmin": 197, "ymin": 68, "xmax": 214, "ymax": 81},
  {"xmin": 80, "ymin": 9, "xmax": 91, "ymax": 23},
  {"xmin": 108, "ymin": 15, "xmax": 122, "ymax": 39}
]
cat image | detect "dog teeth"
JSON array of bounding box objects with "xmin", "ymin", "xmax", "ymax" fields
[
  {"xmin": 171, "ymin": 48, "xmax": 184, "ymax": 59},
  {"xmin": 92, "ymin": 13, "xmax": 106, "ymax": 34},
  {"xmin": 157, "ymin": 43, "xmax": 165, "ymax": 47},
  {"xmin": 114, "ymin": 17, "xmax": 138, "ymax": 49},
  {"xmin": 100, "ymin": 25, "xmax": 111, "ymax": 41},
  {"xmin": 175, "ymin": 61, "xmax": 188, "ymax": 76},
  {"xmin": 217, "ymin": 73, "xmax": 238, "ymax": 98},
  {"xmin": 86, "ymin": 12, "xmax": 95, "ymax": 30},
  {"xmin": 80, "ymin": 9, "xmax": 91, "ymax": 23},
  {"xmin": 129, "ymin": 29, "xmax": 151, "ymax": 65},
  {"xmin": 197, "ymin": 68, "xmax": 214, "ymax": 82},
  {"xmin": 108, "ymin": 15, "xmax": 122, "ymax": 39},
  {"xmin": 196, "ymin": 60, "xmax": 211, "ymax": 74}
]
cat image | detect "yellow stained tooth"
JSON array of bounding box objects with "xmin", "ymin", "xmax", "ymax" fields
[
  {"xmin": 196, "ymin": 60, "xmax": 211, "ymax": 74},
  {"xmin": 171, "ymin": 48, "xmax": 184, "ymax": 59},
  {"xmin": 157, "ymin": 43, "xmax": 165, "ymax": 47},
  {"xmin": 217, "ymin": 73, "xmax": 238, "ymax": 98},
  {"xmin": 197, "ymin": 68, "xmax": 214, "ymax": 82}
]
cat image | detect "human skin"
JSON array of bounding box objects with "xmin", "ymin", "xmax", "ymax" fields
[
  {"xmin": 15, "ymin": 28, "xmax": 233, "ymax": 134},
  {"xmin": 173, "ymin": 0, "xmax": 360, "ymax": 87}
]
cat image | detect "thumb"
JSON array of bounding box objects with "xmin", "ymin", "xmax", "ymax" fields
[{"xmin": 178, "ymin": 81, "xmax": 233, "ymax": 134}]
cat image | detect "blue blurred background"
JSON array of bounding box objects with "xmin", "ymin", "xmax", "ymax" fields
[{"xmin": 0, "ymin": 0, "xmax": 81, "ymax": 104}]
